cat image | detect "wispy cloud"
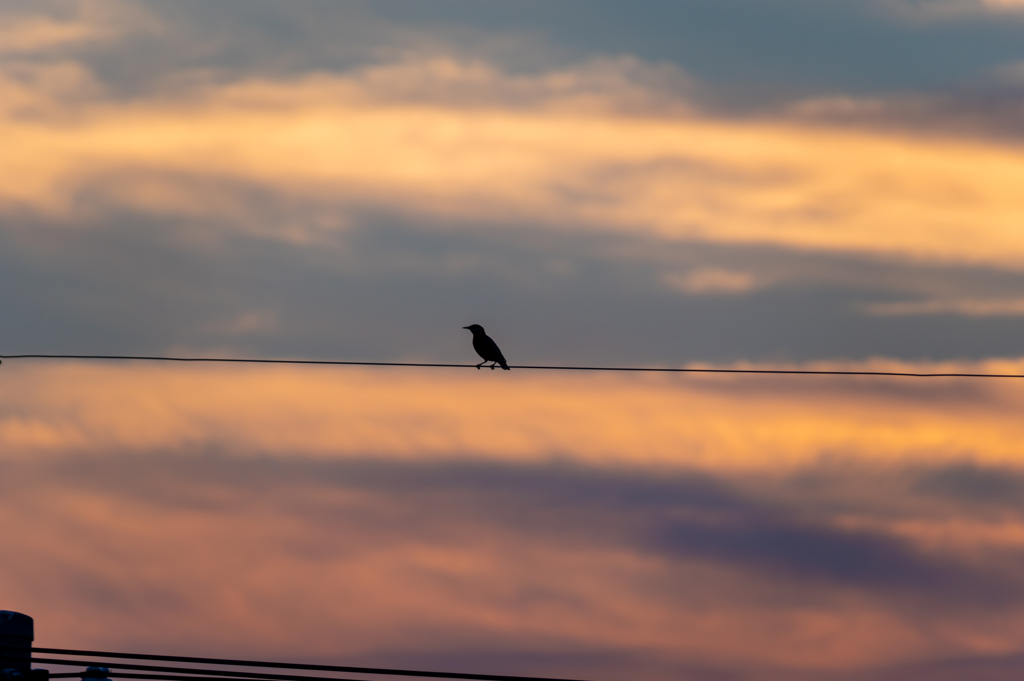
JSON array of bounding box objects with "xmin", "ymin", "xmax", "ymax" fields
[
  {"xmin": 664, "ymin": 268, "xmax": 759, "ymax": 295},
  {"xmin": 3, "ymin": 5, "xmax": 1024, "ymax": 367},
  {"xmin": 0, "ymin": 15, "xmax": 106, "ymax": 54},
  {"xmin": 0, "ymin": 0, "xmax": 161, "ymax": 56},
  {"xmin": 879, "ymin": 0, "xmax": 1024, "ymax": 22},
  {"xmin": 6, "ymin": 438, "xmax": 1024, "ymax": 679},
  {"xmin": 4, "ymin": 4, "xmax": 1024, "ymax": 680},
  {"xmin": 862, "ymin": 297, "xmax": 1024, "ymax": 316},
  {"xmin": 3, "ymin": 54, "xmax": 1024, "ymax": 270},
  {"xmin": 3, "ymin": 360, "xmax": 1024, "ymax": 468}
]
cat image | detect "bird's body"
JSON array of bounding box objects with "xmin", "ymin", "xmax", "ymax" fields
[{"xmin": 463, "ymin": 324, "xmax": 509, "ymax": 370}]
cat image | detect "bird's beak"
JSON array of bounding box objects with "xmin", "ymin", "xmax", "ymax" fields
[{"xmin": 462, "ymin": 326, "xmax": 470, "ymax": 329}]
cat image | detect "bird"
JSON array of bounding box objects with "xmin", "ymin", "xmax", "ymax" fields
[{"xmin": 463, "ymin": 324, "xmax": 510, "ymax": 370}]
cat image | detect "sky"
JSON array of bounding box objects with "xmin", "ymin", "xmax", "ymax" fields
[{"xmin": 2, "ymin": 1, "xmax": 1024, "ymax": 679}]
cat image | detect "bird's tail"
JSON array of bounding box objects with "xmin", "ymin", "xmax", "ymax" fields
[{"xmin": 500, "ymin": 360, "xmax": 510, "ymax": 370}]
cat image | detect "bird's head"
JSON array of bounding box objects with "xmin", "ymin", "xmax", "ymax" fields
[{"xmin": 463, "ymin": 324, "xmax": 484, "ymax": 334}]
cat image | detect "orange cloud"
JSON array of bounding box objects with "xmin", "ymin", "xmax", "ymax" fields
[
  {"xmin": 664, "ymin": 268, "xmax": 758, "ymax": 295},
  {"xmin": 2, "ymin": 59, "xmax": 1024, "ymax": 268},
  {"xmin": 879, "ymin": 0, "xmax": 1024, "ymax": 23},
  {"xmin": 3, "ymin": 359, "xmax": 1024, "ymax": 470},
  {"xmin": 0, "ymin": 473, "xmax": 944, "ymax": 674},
  {"xmin": 4, "ymin": 360, "xmax": 1024, "ymax": 677},
  {"xmin": 862, "ymin": 297, "xmax": 1024, "ymax": 316}
]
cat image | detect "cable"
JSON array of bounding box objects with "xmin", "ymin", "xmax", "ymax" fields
[
  {"xmin": 51, "ymin": 671, "xmax": 296, "ymax": 675},
  {"xmin": 25, "ymin": 649, "xmax": 593, "ymax": 681},
  {"xmin": 25, "ymin": 657, "xmax": 347, "ymax": 681},
  {"xmin": 1, "ymin": 354, "xmax": 1022, "ymax": 378},
  {"xmin": 0, "ymin": 355, "xmax": 470, "ymax": 369}
]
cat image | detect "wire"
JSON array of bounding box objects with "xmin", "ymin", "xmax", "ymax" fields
[
  {"xmin": 103, "ymin": 676, "xmax": 337, "ymax": 681},
  {"xmin": 55, "ymin": 667, "xmax": 292, "ymax": 679},
  {"xmin": 26, "ymin": 657, "xmax": 347, "ymax": 681},
  {"xmin": 0, "ymin": 355, "xmax": 470, "ymax": 369},
  {"xmin": 25, "ymin": 649, "xmax": 593, "ymax": 681},
  {"xmin": 1, "ymin": 354, "xmax": 1022, "ymax": 378}
]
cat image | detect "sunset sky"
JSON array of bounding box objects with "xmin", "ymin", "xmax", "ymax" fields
[{"xmin": 3, "ymin": 1, "xmax": 1024, "ymax": 680}]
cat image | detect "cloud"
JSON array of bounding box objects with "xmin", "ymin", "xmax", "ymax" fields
[
  {"xmin": 990, "ymin": 60, "xmax": 1024, "ymax": 84},
  {"xmin": 0, "ymin": 0, "xmax": 162, "ymax": 58},
  {"xmin": 5, "ymin": 25, "xmax": 1024, "ymax": 367},
  {"xmin": 6, "ymin": 452, "xmax": 1024, "ymax": 680},
  {"xmin": 3, "ymin": 52, "xmax": 1024, "ymax": 272},
  {"xmin": 913, "ymin": 462, "xmax": 1024, "ymax": 502},
  {"xmin": 652, "ymin": 517, "xmax": 1006, "ymax": 600},
  {"xmin": 0, "ymin": 15, "xmax": 106, "ymax": 55},
  {"xmin": 4, "ymin": 360, "xmax": 1024, "ymax": 678},
  {"xmin": 878, "ymin": 0, "xmax": 1024, "ymax": 22},
  {"xmin": 787, "ymin": 86, "xmax": 1024, "ymax": 144},
  {"xmin": 664, "ymin": 268, "xmax": 759, "ymax": 295},
  {"xmin": 2, "ymin": 359, "xmax": 1024, "ymax": 469},
  {"xmin": 6, "ymin": 5, "xmax": 1024, "ymax": 679},
  {"xmin": 861, "ymin": 297, "xmax": 1024, "ymax": 316}
]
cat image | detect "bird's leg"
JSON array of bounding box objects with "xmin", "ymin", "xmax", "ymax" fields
[{"xmin": 476, "ymin": 361, "xmax": 485, "ymax": 370}]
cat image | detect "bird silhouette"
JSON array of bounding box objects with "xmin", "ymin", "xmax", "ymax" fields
[{"xmin": 463, "ymin": 324, "xmax": 510, "ymax": 370}]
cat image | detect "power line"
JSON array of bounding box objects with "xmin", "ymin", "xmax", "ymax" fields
[
  {"xmin": 51, "ymin": 673, "xmax": 313, "ymax": 681},
  {"xmin": 0, "ymin": 354, "xmax": 1022, "ymax": 378},
  {"xmin": 22, "ymin": 648, "xmax": 594, "ymax": 681},
  {"xmin": 25, "ymin": 657, "xmax": 354, "ymax": 681}
]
